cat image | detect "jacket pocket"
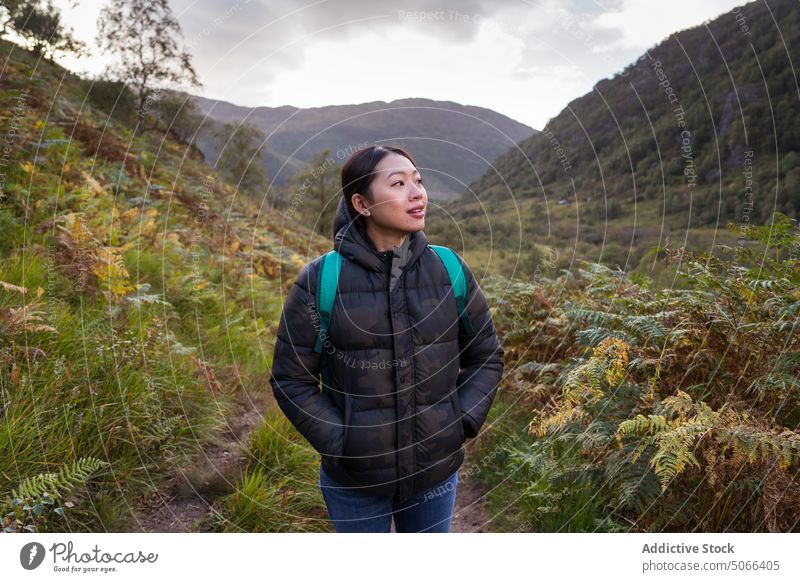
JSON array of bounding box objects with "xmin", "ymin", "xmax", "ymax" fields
[
  {"xmin": 340, "ymin": 392, "xmax": 352, "ymax": 457},
  {"xmin": 450, "ymin": 390, "xmax": 466, "ymax": 444}
]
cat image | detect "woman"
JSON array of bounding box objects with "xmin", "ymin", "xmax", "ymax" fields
[{"xmin": 269, "ymin": 145, "xmax": 504, "ymax": 533}]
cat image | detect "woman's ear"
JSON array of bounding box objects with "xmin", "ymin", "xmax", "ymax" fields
[{"xmin": 352, "ymin": 193, "xmax": 370, "ymax": 216}]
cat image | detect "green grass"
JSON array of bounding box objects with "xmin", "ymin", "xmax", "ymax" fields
[
  {"xmin": 0, "ymin": 253, "xmax": 232, "ymax": 531},
  {"xmin": 0, "ymin": 43, "xmax": 322, "ymax": 531},
  {"xmin": 204, "ymin": 407, "xmax": 333, "ymax": 532}
]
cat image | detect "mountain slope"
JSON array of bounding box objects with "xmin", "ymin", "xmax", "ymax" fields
[
  {"xmin": 193, "ymin": 95, "xmax": 537, "ymax": 200},
  {"xmin": 435, "ymin": 0, "xmax": 799, "ymax": 276},
  {"xmin": 0, "ymin": 36, "xmax": 329, "ymax": 531}
]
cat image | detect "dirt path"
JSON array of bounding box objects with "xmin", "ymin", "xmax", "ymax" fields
[
  {"xmin": 134, "ymin": 392, "xmax": 492, "ymax": 533},
  {"xmin": 449, "ymin": 469, "xmax": 492, "ymax": 532},
  {"xmin": 388, "ymin": 446, "xmax": 492, "ymax": 533},
  {"xmin": 133, "ymin": 391, "xmax": 266, "ymax": 533}
]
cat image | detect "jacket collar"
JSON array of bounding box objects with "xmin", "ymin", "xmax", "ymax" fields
[{"xmin": 332, "ymin": 196, "xmax": 429, "ymax": 273}]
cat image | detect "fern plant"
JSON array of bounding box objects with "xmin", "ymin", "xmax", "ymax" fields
[
  {"xmin": 529, "ymin": 337, "xmax": 629, "ymax": 437},
  {"xmin": 616, "ymin": 390, "xmax": 720, "ymax": 490},
  {"xmin": 487, "ymin": 212, "xmax": 800, "ymax": 532},
  {"xmin": 2, "ymin": 457, "xmax": 109, "ymax": 533}
]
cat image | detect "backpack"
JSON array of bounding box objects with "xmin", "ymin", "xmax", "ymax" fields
[{"xmin": 311, "ymin": 244, "xmax": 476, "ymax": 390}]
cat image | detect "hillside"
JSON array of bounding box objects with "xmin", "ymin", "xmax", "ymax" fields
[
  {"xmin": 0, "ymin": 37, "xmax": 331, "ymax": 531},
  {"xmin": 193, "ymin": 95, "xmax": 537, "ymax": 200},
  {"xmin": 432, "ymin": 0, "xmax": 799, "ymax": 279}
]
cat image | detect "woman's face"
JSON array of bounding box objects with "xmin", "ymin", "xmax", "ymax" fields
[{"xmin": 353, "ymin": 152, "xmax": 427, "ymax": 234}]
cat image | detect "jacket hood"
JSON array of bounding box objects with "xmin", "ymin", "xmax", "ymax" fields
[{"xmin": 332, "ymin": 196, "xmax": 429, "ymax": 273}]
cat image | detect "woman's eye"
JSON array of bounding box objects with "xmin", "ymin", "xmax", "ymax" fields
[
  {"xmin": 393, "ymin": 181, "xmax": 403, "ymax": 186},
  {"xmin": 417, "ymin": 178, "xmax": 424, "ymax": 185}
]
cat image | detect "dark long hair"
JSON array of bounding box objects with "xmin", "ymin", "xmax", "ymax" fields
[{"xmin": 340, "ymin": 145, "xmax": 418, "ymax": 226}]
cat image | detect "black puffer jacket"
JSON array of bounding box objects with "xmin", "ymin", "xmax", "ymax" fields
[{"xmin": 269, "ymin": 197, "xmax": 505, "ymax": 502}]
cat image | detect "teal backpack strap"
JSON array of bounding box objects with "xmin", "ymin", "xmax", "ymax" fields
[
  {"xmin": 313, "ymin": 250, "xmax": 343, "ymax": 354},
  {"xmin": 428, "ymin": 244, "xmax": 476, "ymax": 335},
  {"xmin": 313, "ymin": 250, "xmax": 343, "ymax": 392}
]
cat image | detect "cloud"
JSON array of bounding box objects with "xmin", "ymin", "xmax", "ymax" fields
[
  {"xmin": 49, "ymin": 0, "xmax": 747, "ymax": 129},
  {"xmin": 256, "ymin": 12, "xmax": 588, "ymax": 128},
  {"xmin": 582, "ymin": 0, "xmax": 744, "ymax": 53}
]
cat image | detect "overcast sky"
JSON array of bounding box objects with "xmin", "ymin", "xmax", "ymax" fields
[{"xmin": 52, "ymin": 0, "xmax": 746, "ymax": 129}]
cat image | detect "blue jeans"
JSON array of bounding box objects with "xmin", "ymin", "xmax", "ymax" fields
[{"xmin": 319, "ymin": 463, "xmax": 459, "ymax": 533}]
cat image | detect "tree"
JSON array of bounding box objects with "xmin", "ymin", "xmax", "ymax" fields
[
  {"xmin": 286, "ymin": 150, "xmax": 340, "ymax": 234},
  {"xmin": 214, "ymin": 122, "xmax": 269, "ymax": 199},
  {"xmin": 1, "ymin": 0, "xmax": 86, "ymax": 60},
  {"xmin": 0, "ymin": 0, "xmax": 23, "ymax": 38},
  {"xmin": 150, "ymin": 90, "xmax": 206, "ymax": 146},
  {"xmin": 82, "ymin": 77, "xmax": 137, "ymax": 125},
  {"xmin": 95, "ymin": 0, "xmax": 200, "ymax": 132}
]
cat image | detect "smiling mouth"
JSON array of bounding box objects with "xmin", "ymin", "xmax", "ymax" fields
[{"xmin": 407, "ymin": 207, "xmax": 425, "ymax": 217}]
